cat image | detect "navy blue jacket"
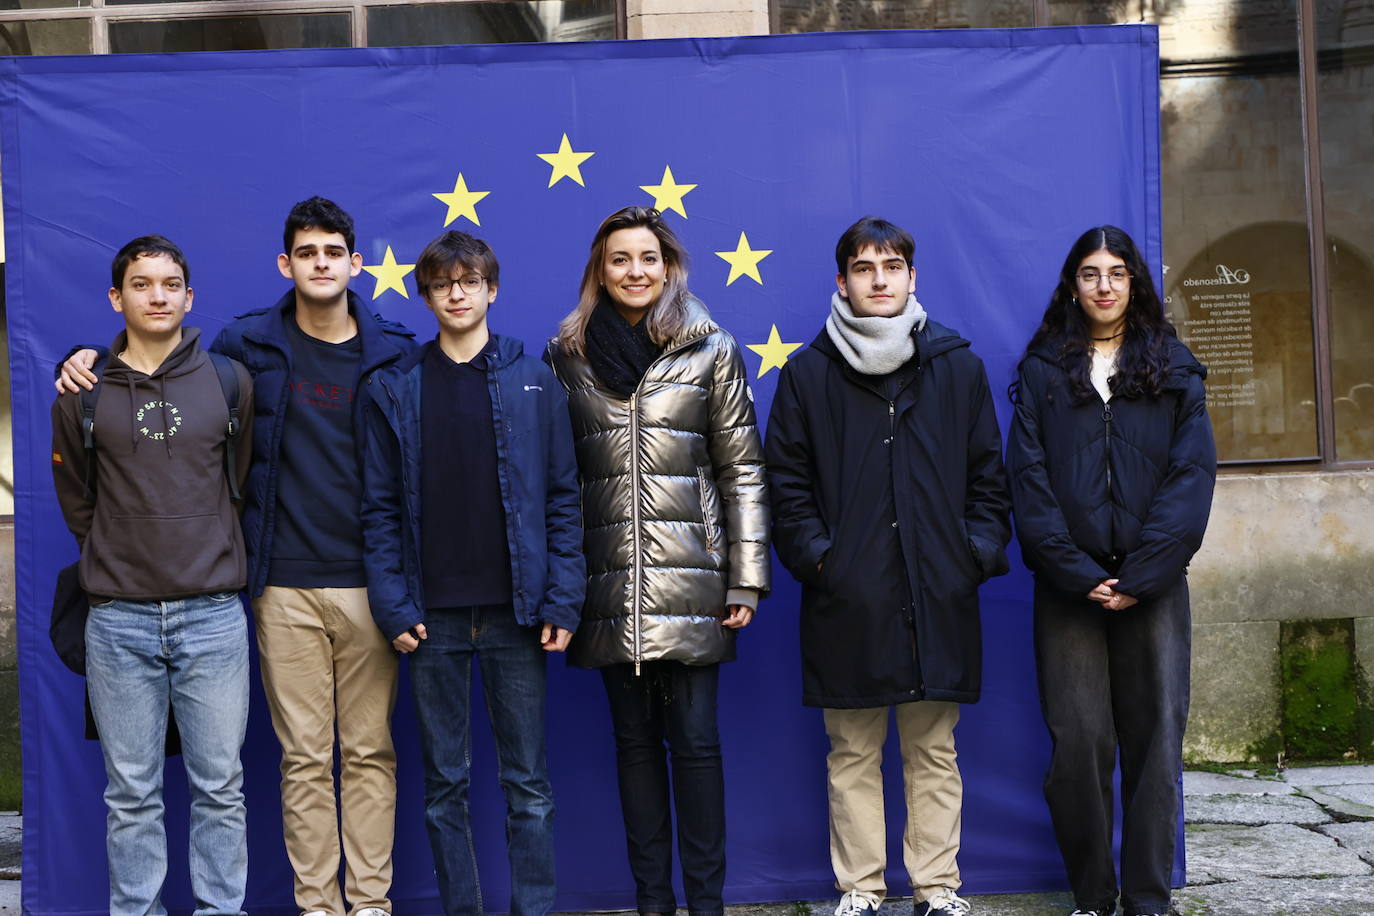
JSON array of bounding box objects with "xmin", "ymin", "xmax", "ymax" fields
[
  {"xmin": 210, "ymin": 290, "xmax": 417, "ymax": 597},
  {"xmin": 766, "ymin": 321, "xmax": 1012, "ymax": 707},
  {"xmin": 1006, "ymin": 338, "xmax": 1216, "ymax": 601},
  {"xmin": 359, "ymin": 335, "xmax": 585, "ymax": 641}
]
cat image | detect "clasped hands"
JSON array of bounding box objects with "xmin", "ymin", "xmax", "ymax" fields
[{"xmin": 1086, "ymin": 578, "xmax": 1138, "ymax": 611}]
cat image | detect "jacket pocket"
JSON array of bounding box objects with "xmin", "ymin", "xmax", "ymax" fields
[{"xmin": 697, "ymin": 468, "xmax": 721, "ymax": 559}]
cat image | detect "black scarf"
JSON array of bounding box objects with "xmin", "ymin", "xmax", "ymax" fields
[{"xmin": 585, "ymin": 300, "xmax": 663, "ymax": 398}]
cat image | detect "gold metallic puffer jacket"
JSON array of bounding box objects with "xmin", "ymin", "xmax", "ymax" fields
[{"xmin": 545, "ymin": 298, "xmax": 770, "ymax": 670}]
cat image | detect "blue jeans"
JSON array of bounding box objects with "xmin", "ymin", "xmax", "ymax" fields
[
  {"xmin": 601, "ymin": 661, "xmax": 725, "ymax": 916},
  {"xmin": 409, "ymin": 605, "xmax": 556, "ymax": 916},
  {"xmin": 1034, "ymin": 577, "xmax": 1191, "ymax": 916},
  {"xmin": 85, "ymin": 592, "xmax": 250, "ymax": 916}
]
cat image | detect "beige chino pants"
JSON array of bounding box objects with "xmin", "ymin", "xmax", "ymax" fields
[
  {"xmin": 823, "ymin": 701, "xmax": 962, "ymax": 906},
  {"xmin": 254, "ymin": 586, "xmax": 399, "ymax": 916}
]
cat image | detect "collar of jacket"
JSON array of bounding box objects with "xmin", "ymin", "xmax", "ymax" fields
[
  {"xmin": 1028, "ymin": 335, "xmax": 1207, "ymax": 388},
  {"xmin": 239, "ymin": 288, "xmax": 415, "ymax": 375},
  {"xmin": 662, "ymin": 295, "xmax": 719, "ymax": 352},
  {"xmin": 810, "ymin": 316, "xmax": 969, "ymax": 374},
  {"xmin": 391, "ymin": 333, "xmax": 525, "ymax": 376}
]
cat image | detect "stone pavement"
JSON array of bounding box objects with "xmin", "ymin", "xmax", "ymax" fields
[
  {"xmin": 720, "ymin": 764, "xmax": 1374, "ymax": 916},
  {"xmin": 1, "ymin": 767, "xmax": 1372, "ymax": 914}
]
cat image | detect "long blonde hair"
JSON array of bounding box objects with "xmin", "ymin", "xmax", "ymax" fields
[{"xmin": 556, "ymin": 206, "xmax": 691, "ymax": 357}]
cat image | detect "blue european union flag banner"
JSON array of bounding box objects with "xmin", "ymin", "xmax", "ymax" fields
[{"xmin": 2, "ymin": 26, "xmax": 1162, "ymax": 915}]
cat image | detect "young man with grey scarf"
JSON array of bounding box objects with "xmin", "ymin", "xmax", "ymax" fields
[{"xmin": 765, "ymin": 217, "xmax": 1012, "ymax": 916}]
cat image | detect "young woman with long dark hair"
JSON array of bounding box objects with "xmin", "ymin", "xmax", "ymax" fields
[
  {"xmin": 1007, "ymin": 226, "xmax": 1216, "ymax": 916},
  {"xmin": 544, "ymin": 206, "xmax": 770, "ymax": 916}
]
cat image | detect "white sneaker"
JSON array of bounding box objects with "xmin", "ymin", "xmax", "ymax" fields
[
  {"xmin": 915, "ymin": 890, "xmax": 971, "ymax": 916},
  {"xmin": 835, "ymin": 890, "xmax": 882, "ymax": 916},
  {"xmin": 354, "ymin": 909, "xmax": 390, "ymax": 916}
]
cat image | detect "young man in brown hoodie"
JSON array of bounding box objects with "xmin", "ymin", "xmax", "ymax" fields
[{"xmin": 51, "ymin": 235, "xmax": 255, "ymax": 916}]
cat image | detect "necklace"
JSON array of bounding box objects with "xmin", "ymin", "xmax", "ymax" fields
[{"xmin": 1090, "ymin": 330, "xmax": 1124, "ymax": 342}]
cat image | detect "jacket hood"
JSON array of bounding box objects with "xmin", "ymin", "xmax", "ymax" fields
[
  {"xmin": 103, "ymin": 326, "xmax": 208, "ymax": 384},
  {"xmin": 809, "ymin": 316, "xmax": 970, "ymax": 367},
  {"xmin": 1027, "ymin": 335, "xmax": 1207, "ymax": 388}
]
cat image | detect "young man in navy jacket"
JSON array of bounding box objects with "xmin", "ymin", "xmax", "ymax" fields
[
  {"xmin": 359, "ymin": 230, "xmax": 584, "ymax": 916},
  {"xmin": 59, "ymin": 198, "xmax": 416, "ymax": 916},
  {"xmin": 765, "ymin": 218, "xmax": 1011, "ymax": 916}
]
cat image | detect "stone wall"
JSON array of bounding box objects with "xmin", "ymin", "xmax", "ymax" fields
[
  {"xmin": 0, "ymin": 521, "xmax": 16, "ymax": 808},
  {"xmin": 1186, "ymin": 470, "xmax": 1374, "ymax": 762}
]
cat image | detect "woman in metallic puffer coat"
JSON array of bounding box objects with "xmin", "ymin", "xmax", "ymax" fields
[{"xmin": 545, "ymin": 206, "xmax": 770, "ymax": 916}]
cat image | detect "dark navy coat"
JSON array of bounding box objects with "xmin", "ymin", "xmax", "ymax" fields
[
  {"xmin": 210, "ymin": 290, "xmax": 417, "ymax": 597},
  {"xmin": 1006, "ymin": 338, "xmax": 1216, "ymax": 601},
  {"xmin": 359, "ymin": 335, "xmax": 585, "ymax": 641},
  {"xmin": 766, "ymin": 321, "xmax": 1012, "ymax": 708}
]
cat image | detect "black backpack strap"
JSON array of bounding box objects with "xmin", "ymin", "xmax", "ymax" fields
[
  {"xmin": 207, "ymin": 351, "xmax": 243, "ymax": 501},
  {"xmin": 78, "ymin": 356, "xmax": 109, "ymax": 499}
]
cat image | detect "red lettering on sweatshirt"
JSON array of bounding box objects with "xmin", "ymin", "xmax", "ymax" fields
[{"xmin": 288, "ymin": 378, "xmax": 354, "ymax": 411}]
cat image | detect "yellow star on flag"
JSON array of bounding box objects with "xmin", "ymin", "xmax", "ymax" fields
[
  {"xmin": 433, "ymin": 173, "xmax": 490, "ymax": 226},
  {"xmin": 537, "ymin": 133, "xmax": 595, "ymax": 188},
  {"xmin": 746, "ymin": 325, "xmax": 803, "ymax": 378},
  {"xmin": 639, "ymin": 165, "xmax": 697, "ymax": 218},
  {"xmin": 715, "ymin": 232, "xmax": 773, "ymax": 286},
  {"xmin": 362, "ymin": 246, "xmax": 415, "ymax": 300}
]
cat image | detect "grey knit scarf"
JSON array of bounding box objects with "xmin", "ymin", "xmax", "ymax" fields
[{"xmin": 824, "ymin": 292, "xmax": 928, "ymax": 375}]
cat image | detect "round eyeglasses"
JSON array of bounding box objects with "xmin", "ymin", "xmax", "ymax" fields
[{"xmin": 1076, "ymin": 268, "xmax": 1132, "ymax": 288}]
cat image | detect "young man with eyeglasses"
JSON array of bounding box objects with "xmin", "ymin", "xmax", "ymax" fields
[
  {"xmin": 58, "ymin": 197, "xmax": 416, "ymax": 916},
  {"xmin": 359, "ymin": 229, "xmax": 584, "ymax": 916},
  {"xmin": 764, "ymin": 217, "xmax": 1012, "ymax": 916}
]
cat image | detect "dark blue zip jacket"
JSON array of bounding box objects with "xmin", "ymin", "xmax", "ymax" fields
[
  {"xmin": 1006, "ymin": 337, "xmax": 1216, "ymax": 602},
  {"xmin": 210, "ymin": 290, "xmax": 417, "ymax": 597},
  {"xmin": 359, "ymin": 335, "xmax": 585, "ymax": 641}
]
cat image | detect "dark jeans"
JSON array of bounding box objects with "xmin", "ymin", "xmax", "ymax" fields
[
  {"xmin": 601, "ymin": 661, "xmax": 726, "ymax": 916},
  {"xmin": 410, "ymin": 605, "xmax": 555, "ymax": 916},
  {"xmin": 1034, "ymin": 577, "xmax": 1191, "ymax": 916}
]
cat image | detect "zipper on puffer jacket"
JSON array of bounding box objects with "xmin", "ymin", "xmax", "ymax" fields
[
  {"xmin": 624, "ymin": 329, "xmax": 710, "ymax": 676},
  {"xmin": 629, "ymin": 390, "xmax": 643, "ymax": 675},
  {"xmin": 1102, "ymin": 401, "xmax": 1115, "ymax": 548}
]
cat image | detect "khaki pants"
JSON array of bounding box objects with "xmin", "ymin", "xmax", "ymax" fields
[
  {"xmin": 823, "ymin": 702, "xmax": 962, "ymax": 905},
  {"xmin": 254, "ymin": 586, "xmax": 398, "ymax": 915}
]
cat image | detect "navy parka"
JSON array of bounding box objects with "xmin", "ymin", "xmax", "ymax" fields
[
  {"xmin": 1006, "ymin": 338, "xmax": 1217, "ymax": 601},
  {"xmin": 766, "ymin": 320, "xmax": 1012, "ymax": 708},
  {"xmin": 359, "ymin": 335, "xmax": 586, "ymax": 642},
  {"xmin": 210, "ymin": 290, "xmax": 417, "ymax": 597}
]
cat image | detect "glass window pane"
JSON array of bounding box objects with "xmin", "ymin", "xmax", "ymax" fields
[
  {"xmin": 0, "ymin": 0, "xmax": 85, "ymax": 8},
  {"xmin": 776, "ymin": 0, "xmax": 1031, "ymax": 31},
  {"xmin": 1318, "ymin": 1, "xmax": 1374, "ymax": 461},
  {"xmin": 1054, "ymin": 1, "xmax": 1318, "ymax": 463},
  {"xmin": 0, "ymin": 17, "xmax": 89, "ymax": 55},
  {"xmin": 110, "ymin": 13, "xmax": 350, "ymax": 54},
  {"xmin": 369, "ymin": 1, "xmax": 614, "ymax": 46}
]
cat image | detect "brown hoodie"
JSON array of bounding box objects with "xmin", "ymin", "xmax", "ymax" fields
[{"xmin": 51, "ymin": 327, "xmax": 255, "ymax": 600}]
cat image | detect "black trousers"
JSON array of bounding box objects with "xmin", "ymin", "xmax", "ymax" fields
[
  {"xmin": 1034, "ymin": 577, "xmax": 1191, "ymax": 916},
  {"xmin": 601, "ymin": 661, "xmax": 726, "ymax": 916}
]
